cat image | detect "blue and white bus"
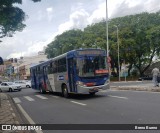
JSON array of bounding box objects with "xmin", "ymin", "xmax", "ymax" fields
[{"xmin": 30, "ymin": 49, "xmax": 110, "ymax": 97}]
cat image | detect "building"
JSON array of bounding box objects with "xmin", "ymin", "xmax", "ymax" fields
[
  {"xmin": 0, "ymin": 60, "xmax": 14, "ymax": 81},
  {"xmin": 0, "ymin": 65, "xmax": 6, "ymax": 74},
  {"xmin": 15, "ymin": 51, "xmax": 48, "ymax": 80}
]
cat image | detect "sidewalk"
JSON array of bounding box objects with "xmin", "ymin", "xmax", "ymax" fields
[
  {"xmin": 110, "ymin": 80, "xmax": 160, "ymax": 92},
  {"xmin": 0, "ymin": 93, "xmax": 30, "ymax": 133},
  {"xmin": 111, "ymin": 81, "xmax": 160, "ymax": 92}
]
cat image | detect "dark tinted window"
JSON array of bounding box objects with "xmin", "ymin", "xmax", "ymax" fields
[{"xmin": 58, "ymin": 58, "xmax": 66, "ymax": 72}]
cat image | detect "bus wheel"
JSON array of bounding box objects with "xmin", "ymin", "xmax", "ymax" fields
[
  {"xmin": 40, "ymin": 86, "xmax": 46, "ymax": 94},
  {"xmin": 89, "ymin": 92, "xmax": 95, "ymax": 96},
  {"xmin": 9, "ymin": 88, "xmax": 13, "ymax": 92},
  {"xmin": 62, "ymin": 85, "xmax": 69, "ymax": 98}
]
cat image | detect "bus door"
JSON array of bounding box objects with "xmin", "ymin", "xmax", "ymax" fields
[
  {"xmin": 33, "ymin": 69, "xmax": 37, "ymax": 89},
  {"xmin": 42, "ymin": 66, "xmax": 47, "ymax": 88},
  {"xmin": 68, "ymin": 58, "xmax": 76, "ymax": 92}
]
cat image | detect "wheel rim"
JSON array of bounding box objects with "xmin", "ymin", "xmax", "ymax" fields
[
  {"xmin": 63, "ymin": 86, "xmax": 68, "ymax": 97},
  {"xmin": 64, "ymin": 88, "xmax": 67, "ymax": 95},
  {"xmin": 40, "ymin": 88, "xmax": 42, "ymax": 93}
]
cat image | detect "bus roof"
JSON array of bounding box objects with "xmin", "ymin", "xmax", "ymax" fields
[{"xmin": 30, "ymin": 48, "xmax": 106, "ymax": 69}]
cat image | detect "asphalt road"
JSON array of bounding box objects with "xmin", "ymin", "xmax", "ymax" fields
[{"xmin": 6, "ymin": 82, "xmax": 160, "ymax": 133}]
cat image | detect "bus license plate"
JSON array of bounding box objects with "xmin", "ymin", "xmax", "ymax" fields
[{"xmin": 90, "ymin": 88, "xmax": 99, "ymax": 92}]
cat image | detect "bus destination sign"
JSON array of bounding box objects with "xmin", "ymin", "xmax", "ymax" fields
[{"xmin": 77, "ymin": 50, "xmax": 105, "ymax": 56}]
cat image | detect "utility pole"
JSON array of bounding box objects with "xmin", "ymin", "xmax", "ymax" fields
[
  {"xmin": 114, "ymin": 25, "xmax": 120, "ymax": 81},
  {"xmin": 106, "ymin": 0, "xmax": 109, "ymax": 57}
]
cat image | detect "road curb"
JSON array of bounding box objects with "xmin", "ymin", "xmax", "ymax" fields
[
  {"xmin": 111, "ymin": 86, "xmax": 160, "ymax": 92},
  {"xmin": 7, "ymin": 94, "xmax": 28, "ymax": 124}
]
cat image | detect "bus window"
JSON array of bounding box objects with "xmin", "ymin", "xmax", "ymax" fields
[
  {"xmin": 77, "ymin": 56, "xmax": 108, "ymax": 77},
  {"xmin": 53, "ymin": 60, "xmax": 58, "ymax": 73},
  {"xmin": 58, "ymin": 58, "xmax": 66, "ymax": 72},
  {"xmin": 48, "ymin": 62, "xmax": 53, "ymax": 74}
]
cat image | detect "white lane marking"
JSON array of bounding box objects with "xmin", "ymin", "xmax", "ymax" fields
[
  {"xmin": 35, "ymin": 95, "xmax": 48, "ymax": 99},
  {"xmin": 12, "ymin": 113, "xmax": 16, "ymax": 117},
  {"xmin": 71, "ymin": 101, "xmax": 87, "ymax": 106},
  {"xmin": 52, "ymin": 96, "xmax": 59, "ymax": 98},
  {"xmin": 108, "ymin": 95, "xmax": 128, "ymax": 99},
  {"xmin": 13, "ymin": 97, "xmax": 21, "ymax": 103},
  {"xmin": 109, "ymin": 90, "xmax": 120, "ymax": 91},
  {"xmin": 24, "ymin": 96, "xmax": 35, "ymax": 101},
  {"xmin": 100, "ymin": 90, "xmax": 107, "ymax": 92},
  {"xmin": 17, "ymin": 104, "xmax": 43, "ymax": 133}
]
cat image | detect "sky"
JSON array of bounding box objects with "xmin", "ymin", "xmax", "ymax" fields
[{"xmin": 0, "ymin": 0, "xmax": 160, "ymax": 59}]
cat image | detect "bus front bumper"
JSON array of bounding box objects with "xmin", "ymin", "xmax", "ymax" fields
[{"xmin": 77, "ymin": 83, "xmax": 110, "ymax": 94}]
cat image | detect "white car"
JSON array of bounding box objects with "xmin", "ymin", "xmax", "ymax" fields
[
  {"xmin": 14, "ymin": 81, "xmax": 26, "ymax": 88},
  {"xmin": 14, "ymin": 80, "xmax": 31, "ymax": 88},
  {"xmin": 25, "ymin": 81, "xmax": 31, "ymax": 88},
  {"xmin": 0, "ymin": 82, "xmax": 21, "ymax": 92}
]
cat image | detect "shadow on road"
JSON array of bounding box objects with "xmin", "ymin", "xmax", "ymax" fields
[{"xmin": 34, "ymin": 91, "xmax": 107, "ymax": 100}]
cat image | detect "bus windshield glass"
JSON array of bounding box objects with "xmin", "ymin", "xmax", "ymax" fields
[{"xmin": 76, "ymin": 56, "xmax": 108, "ymax": 77}]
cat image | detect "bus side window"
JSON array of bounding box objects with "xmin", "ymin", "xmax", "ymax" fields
[
  {"xmin": 53, "ymin": 61, "xmax": 57, "ymax": 73},
  {"xmin": 62, "ymin": 58, "xmax": 66, "ymax": 72},
  {"xmin": 30, "ymin": 69, "xmax": 32, "ymax": 75},
  {"xmin": 36, "ymin": 67, "xmax": 38, "ymax": 75},
  {"xmin": 38, "ymin": 66, "xmax": 41, "ymax": 74},
  {"xmin": 58, "ymin": 58, "xmax": 66, "ymax": 72},
  {"xmin": 47, "ymin": 63, "xmax": 52, "ymax": 74}
]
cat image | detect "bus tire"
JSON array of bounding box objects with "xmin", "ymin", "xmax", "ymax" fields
[
  {"xmin": 40, "ymin": 86, "xmax": 46, "ymax": 94},
  {"xmin": 9, "ymin": 88, "xmax": 13, "ymax": 92},
  {"xmin": 62, "ymin": 85, "xmax": 69, "ymax": 98},
  {"xmin": 26, "ymin": 85, "xmax": 30, "ymax": 88},
  {"xmin": 89, "ymin": 92, "xmax": 95, "ymax": 96}
]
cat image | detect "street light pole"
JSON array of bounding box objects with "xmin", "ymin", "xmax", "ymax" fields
[
  {"xmin": 106, "ymin": 0, "xmax": 109, "ymax": 57},
  {"xmin": 114, "ymin": 25, "xmax": 120, "ymax": 81},
  {"xmin": 106, "ymin": 0, "xmax": 111, "ymax": 81}
]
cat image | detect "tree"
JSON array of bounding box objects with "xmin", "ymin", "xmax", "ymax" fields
[
  {"xmin": 45, "ymin": 29, "xmax": 83, "ymax": 58},
  {"xmin": 0, "ymin": 0, "xmax": 41, "ymax": 41},
  {"xmin": 45, "ymin": 12, "xmax": 160, "ymax": 77},
  {"xmin": 109, "ymin": 12, "xmax": 160, "ymax": 76}
]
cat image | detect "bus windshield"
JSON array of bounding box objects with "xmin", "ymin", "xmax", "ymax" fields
[{"xmin": 76, "ymin": 55, "xmax": 108, "ymax": 77}]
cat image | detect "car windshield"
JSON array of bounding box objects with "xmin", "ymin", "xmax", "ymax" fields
[{"xmin": 76, "ymin": 55, "xmax": 108, "ymax": 77}]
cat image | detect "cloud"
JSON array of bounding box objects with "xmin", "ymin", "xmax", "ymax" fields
[
  {"xmin": 7, "ymin": 36, "xmax": 54, "ymax": 59},
  {"xmin": 88, "ymin": 2, "xmax": 106, "ymax": 24},
  {"xmin": 6, "ymin": 39, "xmax": 51, "ymax": 59},
  {"xmin": 37, "ymin": 10, "xmax": 45, "ymax": 21},
  {"xmin": 58, "ymin": 9, "xmax": 89, "ymax": 34},
  {"xmin": 46, "ymin": 7, "xmax": 53, "ymax": 22},
  {"xmin": 1, "ymin": 0, "xmax": 160, "ymax": 59},
  {"xmin": 110, "ymin": 0, "xmax": 160, "ymax": 18}
]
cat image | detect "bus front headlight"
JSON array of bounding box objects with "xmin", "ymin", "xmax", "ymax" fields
[
  {"xmin": 105, "ymin": 79, "xmax": 109, "ymax": 84},
  {"xmin": 76, "ymin": 81, "xmax": 86, "ymax": 87}
]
